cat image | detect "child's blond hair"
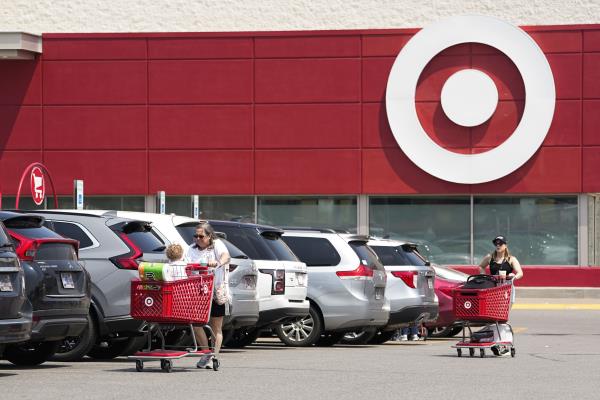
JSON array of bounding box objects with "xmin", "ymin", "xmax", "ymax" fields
[{"xmin": 166, "ymin": 244, "xmax": 184, "ymax": 262}]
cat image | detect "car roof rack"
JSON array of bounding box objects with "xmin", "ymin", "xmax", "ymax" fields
[{"xmin": 282, "ymin": 226, "xmax": 346, "ymax": 233}]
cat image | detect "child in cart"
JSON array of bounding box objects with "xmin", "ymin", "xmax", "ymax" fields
[{"xmin": 184, "ymin": 222, "xmax": 231, "ymax": 370}]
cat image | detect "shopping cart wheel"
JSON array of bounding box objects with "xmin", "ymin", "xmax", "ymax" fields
[
  {"xmin": 511, "ymin": 348, "xmax": 516, "ymax": 357},
  {"xmin": 469, "ymin": 348, "xmax": 475, "ymax": 357},
  {"xmin": 161, "ymin": 359, "xmax": 173, "ymax": 373},
  {"xmin": 212, "ymin": 358, "xmax": 220, "ymax": 371},
  {"xmin": 480, "ymin": 349, "xmax": 485, "ymax": 358},
  {"xmin": 135, "ymin": 360, "xmax": 144, "ymax": 372},
  {"xmin": 456, "ymin": 349, "xmax": 462, "ymax": 357}
]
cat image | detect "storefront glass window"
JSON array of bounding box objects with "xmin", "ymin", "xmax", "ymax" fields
[
  {"xmin": 258, "ymin": 197, "xmax": 357, "ymax": 233},
  {"xmin": 369, "ymin": 197, "xmax": 471, "ymax": 265},
  {"xmin": 473, "ymin": 196, "xmax": 578, "ymax": 265},
  {"xmin": 165, "ymin": 196, "xmax": 193, "ymax": 217},
  {"xmin": 195, "ymin": 197, "xmax": 255, "ymax": 222}
]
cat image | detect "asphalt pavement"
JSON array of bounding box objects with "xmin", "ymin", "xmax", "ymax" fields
[{"xmin": 2, "ymin": 303, "xmax": 599, "ymax": 400}]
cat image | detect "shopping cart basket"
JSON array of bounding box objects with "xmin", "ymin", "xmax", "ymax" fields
[
  {"xmin": 128, "ymin": 265, "xmax": 219, "ymax": 372},
  {"xmin": 451, "ymin": 275, "xmax": 516, "ymax": 358}
]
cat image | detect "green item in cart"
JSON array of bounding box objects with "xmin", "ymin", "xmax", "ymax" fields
[{"xmin": 138, "ymin": 262, "xmax": 166, "ymax": 281}]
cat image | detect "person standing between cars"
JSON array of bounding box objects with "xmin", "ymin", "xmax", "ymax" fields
[
  {"xmin": 184, "ymin": 222, "xmax": 230, "ymax": 369},
  {"xmin": 478, "ymin": 235, "xmax": 524, "ymax": 303}
]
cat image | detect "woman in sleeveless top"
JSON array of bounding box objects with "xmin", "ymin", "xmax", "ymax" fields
[{"xmin": 478, "ymin": 235, "xmax": 524, "ymax": 303}]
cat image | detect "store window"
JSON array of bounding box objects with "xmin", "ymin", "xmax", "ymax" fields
[
  {"xmin": 57, "ymin": 196, "xmax": 144, "ymax": 211},
  {"xmin": 258, "ymin": 197, "xmax": 357, "ymax": 232},
  {"xmin": 165, "ymin": 196, "xmax": 193, "ymax": 217},
  {"xmin": 473, "ymin": 196, "xmax": 578, "ymax": 265},
  {"xmin": 369, "ymin": 197, "xmax": 471, "ymax": 265},
  {"xmin": 195, "ymin": 197, "xmax": 254, "ymax": 222}
]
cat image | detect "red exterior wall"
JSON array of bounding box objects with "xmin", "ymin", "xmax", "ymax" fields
[{"xmin": 0, "ymin": 26, "xmax": 598, "ymax": 198}]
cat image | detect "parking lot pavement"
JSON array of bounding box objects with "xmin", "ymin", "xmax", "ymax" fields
[{"xmin": 2, "ymin": 309, "xmax": 599, "ymax": 400}]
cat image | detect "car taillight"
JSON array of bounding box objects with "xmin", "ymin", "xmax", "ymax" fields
[
  {"xmin": 110, "ymin": 232, "xmax": 142, "ymax": 270},
  {"xmin": 392, "ymin": 271, "xmax": 418, "ymax": 288},
  {"xmin": 336, "ymin": 264, "xmax": 374, "ymax": 280},
  {"xmin": 259, "ymin": 269, "xmax": 286, "ymax": 295},
  {"xmin": 9, "ymin": 233, "xmax": 39, "ymax": 261}
]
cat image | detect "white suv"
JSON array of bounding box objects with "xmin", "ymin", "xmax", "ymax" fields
[{"xmin": 114, "ymin": 212, "xmax": 260, "ymax": 334}]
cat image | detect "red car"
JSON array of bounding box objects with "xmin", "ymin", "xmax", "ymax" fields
[{"xmin": 426, "ymin": 265, "xmax": 468, "ymax": 338}]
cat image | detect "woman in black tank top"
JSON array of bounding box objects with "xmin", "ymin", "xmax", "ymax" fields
[{"xmin": 478, "ymin": 235, "xmax": 524, "ymax": 281}]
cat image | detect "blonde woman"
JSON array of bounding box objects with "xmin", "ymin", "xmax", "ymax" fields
[
  {"xmin": 478, "ymin": 235, "xmax": 524, "ymax": 281},
  {"xmin": 184, "ymin": 222, "xmax": 230, "ymax": 369}
]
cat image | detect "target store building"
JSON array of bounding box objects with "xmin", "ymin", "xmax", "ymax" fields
[{"xmin": 1, "ymin": 16, "xmax": 600, "ymax": 287}]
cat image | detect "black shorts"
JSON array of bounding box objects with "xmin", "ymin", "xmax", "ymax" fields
[{"xmin": 211, "ymin": 301, "xmax": 225, "ymax": 317}]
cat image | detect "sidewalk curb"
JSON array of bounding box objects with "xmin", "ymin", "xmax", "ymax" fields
[{"xmin": 516, "ymin": 287, "xmax": 600, "ymax": 299}]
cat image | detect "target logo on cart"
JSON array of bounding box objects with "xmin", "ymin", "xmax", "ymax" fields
[
  {"xmin": 201, "ymin": 284, "xmax": 209, "ymax": 295},
  {"xmin": 144, "ymin": 297, "xmax": 154, "ymax": 307},
  {"xmin": 464, "ymin": 301, "xmax": 472, "ymax": 310},
  {"xmin": 386, "ymin": 15, "xmax": 555, "ymax": 184}
]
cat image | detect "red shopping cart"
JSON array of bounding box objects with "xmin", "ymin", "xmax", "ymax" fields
[
  {"xmin": 451, "ymin": 275, "xmax": 515, "ymax": 358},
  {"xmin": 128, "ymin": 264, "xmax": 218, "ymax": 372}
]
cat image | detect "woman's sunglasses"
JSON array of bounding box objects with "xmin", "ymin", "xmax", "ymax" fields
[{"xmin": 193, "ymin": 234, "xmax": 206, "ymax": 239}]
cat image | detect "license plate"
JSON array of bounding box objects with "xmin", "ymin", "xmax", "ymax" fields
[
  {"xmin": 61, "ymin": 273, "xmax": 75, "ymax": 289},
  {"xmin": 375, "ymin": 287, "xmax": 384, "ymax": 300},
  {"xmin": 427, "ymin": 277, "xmax": 433, "ymax": 289},
  {"xmin": 0, "ymin": 274, "xmax": 13, "ymax": 292}
]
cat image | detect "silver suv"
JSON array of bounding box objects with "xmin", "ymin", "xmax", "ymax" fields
[
  {"xmin": 34, "ymin": 210, "xmax": 168, "ymax": 361},
  {"xmin": 280, "ymin": 230, "xmax": 389, "ymax": 346},
  {"xmin": 367, "ymin": 238, "xmax": 438, "ymax": 343}
]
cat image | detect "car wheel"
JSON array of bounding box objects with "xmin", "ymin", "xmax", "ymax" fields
[
  {"xmin": 368, "ymin": 330, "xmax": 396, "ymax": 345},
  {"xmin": 51, "ymin": 314, "xmax": 98, "ymax": 362},
  {"xmin": 315, "ymin": 332, "xmax": 344, "ymax": 347},
  {"xmin": 223, "ymin": 328, "xmax": 259, "ymax": 348},
  {"xmin": 428, "ymin": 325, "xmax": 463, "ymax": 338},
  {"xmin": 4, "ymin": 341, "xmax": 60, "ymax": 366},
  {"xmin": 340, "ymin": 327, "xmax": 377, "ymax": 345},
  {"xmin": 87, "ymin": 337, "xmax": 141, "ymax": 360},
  {"xmin": 274, "ymin": 305, "xmax": 322, "ymax": 347}
]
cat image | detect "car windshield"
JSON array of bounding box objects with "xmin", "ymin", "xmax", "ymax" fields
[
  {"xmin": 370, "ymin": 245, "xmax": 428, "ymax": 266},
  {"xmin": 212, "ymin": 225, "xmax": 297, "ymax": 261}
]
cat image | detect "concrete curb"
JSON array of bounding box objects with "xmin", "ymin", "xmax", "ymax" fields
[{"xmin": 516, "ymin": 287, "xmax": 600, "ymax": 299}]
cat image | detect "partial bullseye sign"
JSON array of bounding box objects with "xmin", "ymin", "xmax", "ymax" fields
[
  {"xmin": 386, "ymin": 15, "xmax": 556, "ymax": 184},
  {"xmin": 30, "ymin": 166, "xmax": 45, "ymax": 206}
]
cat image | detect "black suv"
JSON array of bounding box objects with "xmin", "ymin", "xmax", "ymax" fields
[
  {"xmin": 0, "ymin": 220, "xmax": 32, "ymax": 349},
  {"xmin": 0, "ymin": 212, "xmax": 91, "ymax": 365}
]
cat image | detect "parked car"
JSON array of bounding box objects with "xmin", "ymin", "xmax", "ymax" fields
[
  {"xmin": 0, "ymin": 220, "xmax": 32, "ymax": 348},
  {"xmin": 426, "ymin": 265, "xmax": 468, "ymax": 338},
  {"xmin": 367, "ymin": 238, "xmax": 438, "ymax": 343},
  {"xmin": 280, "ymin": 229, "xmax": 389, "ymax": 346},
  {"xmin": 112, "ymin": 212, "xmax": 259, "ymax": 335},
  {"xmin": 0, "ymin": 211, "xmax": 90, "ymax": 365},
  {"xmin": 31, "ymin": 210, "xmax": 168, "ymax": 361},
  {"xmin": 208, "ymin": 221, "xmax": 309, "ymax": 347}
]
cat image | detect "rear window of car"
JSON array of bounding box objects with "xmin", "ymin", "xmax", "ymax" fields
[
  {"xmin": 222, "ymin": 239, "xmax": 248, "ymax": 259},
  {"xmin": 8, "ymin": 226, "xmax": 63, "ymax": 239},
  {"xmin": 46, "ymin": 221, "xmax": 94, "ymax": 249},
  {"xmin": 35, "ymin": 243, "xmax": 78, "ymax": 261},
  {"xmin": 370, "ymin": 245, "xmax": 428, "ymax": 266},
  {"xmin": 282, "ymin": 236, "xmax": 341, "ymax": 266},
  {"xmin": 349, "ymin": 241, "xmax": 384, "ymax": 269},
  {"xmin": 125, "ymin": 230, "xmax": 165, "ymax": 253},
  {"xmin": 212, "ymin": 225, "xmax": 297, "ymax": 261},
  {"xmin": 0, "ymin": 222, "xmax": 11, "ymax": 246}
]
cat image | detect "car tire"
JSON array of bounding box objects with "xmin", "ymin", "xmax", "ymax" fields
[
  {"xmin": 274, "ymin": 305, "xmax": 322, "ymax": 347},
  {"xmin": 340, "ymin": 327, "xmax": 377, "ymax": 345},
  {"xmin": 223, "ymin": 328, "xmax": 259, "ymax": 348},
  {"xmin": 4, "ymin": 341, "xmax": 60, "ymax": 366},
  {"xmin": 51, "ymin": 314, "xmax": 98, "ymax": 362},
  {"xmin": 368, "ymin": 330, "xmax": 396, "ymax": 345},
  {"xmin": 428, "ymin": 325, "xmax": 463, "ymax": 338},
  {"xmin": 87, "ymin": 336, "xmax": 141, "ymax": 360}
]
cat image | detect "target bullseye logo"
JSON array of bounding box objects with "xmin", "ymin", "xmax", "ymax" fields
[
  {"xmin": 386, "ymin": 15, "xmax": 555, "ymax": 184},
  {"xmin": 144, "ymin": 297, "xmax": 154, "ymax": 307},
  {"xmin": 464, "ymin": 301, "xmax": 472, "ymax": 310},
  {"xmin": 201, "ymin": 284, "xmax": 209, "ymax": 295}
]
